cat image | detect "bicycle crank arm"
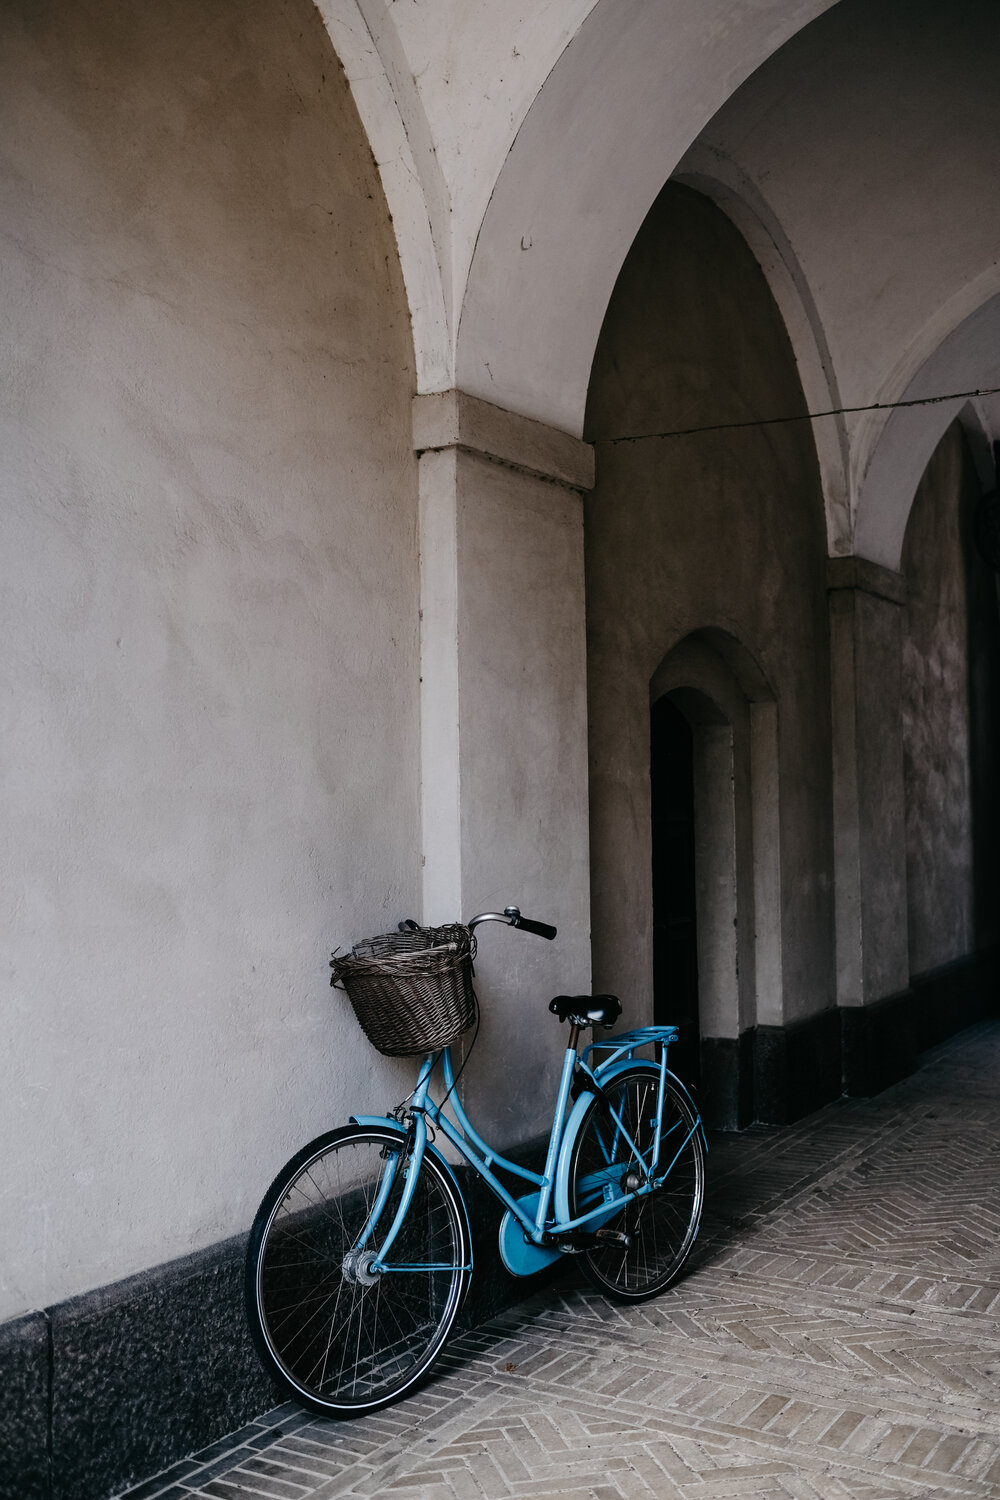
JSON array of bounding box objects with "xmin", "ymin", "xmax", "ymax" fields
[{"xmin": 550, "ymin": 1226, "xmax": 632, "ymax": 1254}]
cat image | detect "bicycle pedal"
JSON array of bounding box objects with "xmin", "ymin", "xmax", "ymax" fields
[{"xmin": 595, "ymin": 1228, "xmax": 632, "ymax": 1248}]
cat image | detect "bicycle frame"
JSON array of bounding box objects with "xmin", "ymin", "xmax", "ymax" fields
[{"xmin": 353, "ymin": 1023, "xmax": 703, "ymax": 1276}]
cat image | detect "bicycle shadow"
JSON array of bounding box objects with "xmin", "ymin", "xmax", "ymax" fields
[{"xmin": 442, "ymin": 1116, "xmax": 843, "ymax": 1380}]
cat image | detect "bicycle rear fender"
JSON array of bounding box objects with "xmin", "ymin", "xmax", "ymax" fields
[
  {"xmin": 592, "ymin": 1057, "xmax": 707, "ymax": 1150},
  {"xmin": 349, "ymin": 1114, "xmax": 472, "ymax": 1242},
  {"xmin": 552, "ymin": 1059, "xmax": 706, "ymax": 1226}
]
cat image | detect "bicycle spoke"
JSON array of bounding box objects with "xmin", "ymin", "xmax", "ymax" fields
[
  {"xmin": 569, "ymin": 1067, "xmax": 704, "ymax": 1302},
  {"xmin": 247, "ymin": 1128, "xmax": 469, "ymax": 1413}
]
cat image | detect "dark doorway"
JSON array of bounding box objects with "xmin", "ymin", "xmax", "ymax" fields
[{"xmin": 651, "ymin": 695, "xmax": 700, "ymax": 1086}]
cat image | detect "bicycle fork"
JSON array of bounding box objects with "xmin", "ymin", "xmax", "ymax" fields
[{"xmin": 344, "ymin": 1116, "xmax": 461, "ymax": 1279}]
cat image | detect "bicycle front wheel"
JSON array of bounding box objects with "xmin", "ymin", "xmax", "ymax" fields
[
  {"xmin": 568, "ymin": 1065, "xmax": 705, "ymax": 1302},
  {"xmin": 245, "ymin": 1126, "xmax": 470, "ymax": 1416}
]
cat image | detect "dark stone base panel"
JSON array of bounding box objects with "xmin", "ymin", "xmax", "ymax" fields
[
  {"xmin": 699, "ymin": 1031, "xmax": 754, "ymax": 1131},
  {"xmin": 697, "ymin": 946, "xmax": 1000, "ymax": 1128},
  {"xmin": 0, "ymin": 1311, "xmax": 49, "ymax": 1500},
  {"xmin": 842, "ymin": 946, "xmax": 1000, "ymax": 1098},
  {"xmin": 752, "ymin": 1009, "xmax": 842, "ymax": 1128},
  {"xmin": 912, "ymin": 946, "xmax": 1000, "ymax": 1049},
  {"xmin": 840, "ymin": 987, "xmax": 920, "ymax": 1099},
  {"xmin": 698, "ymin": 1012, "xmax": 843, "ymax": 1130},
  {"xmin": 49, "ymin": 1235, "xmax": 277, "ymax": 1500}
]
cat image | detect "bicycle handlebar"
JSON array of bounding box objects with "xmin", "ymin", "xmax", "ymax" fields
[
  {"xmin": 468, "ymin": 905, "xmax": 557, "ymax": 940},
  {"xmin": 510, "ymin": 913, "xmax": 558, "ymax": 940}
]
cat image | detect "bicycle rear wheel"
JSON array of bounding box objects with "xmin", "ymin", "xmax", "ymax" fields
[
  {"xmin": 568, "ymin": 1065, "xmax": 704, "ymax": 1302},
  {"xmin": 245, "ymin": 1126, "xmax": 470, "ymax": 1415}
]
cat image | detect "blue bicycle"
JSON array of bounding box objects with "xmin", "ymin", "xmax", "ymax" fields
[{"xmin": 244, "ymin": 907, "xmax": 705, "ymax": 1416}]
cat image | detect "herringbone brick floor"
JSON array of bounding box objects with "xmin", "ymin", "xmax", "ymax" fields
[{"xmin": 120, "ymin": 1022, "xmax": 1000, "ymax": 1499}]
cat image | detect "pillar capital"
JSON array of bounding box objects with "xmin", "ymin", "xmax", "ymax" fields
[
  {"xmin": 826, "ymin": 554, "xmax": 906, "ymax": 606},
  {"xmin": 413, "ymin": 389, "xmax": 594, "ymax": 492}
]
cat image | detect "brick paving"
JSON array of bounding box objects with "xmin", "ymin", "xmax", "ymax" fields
[{"xmin": 119, "ymin": 1021, "xmax": 1000, "ymax": 1499}]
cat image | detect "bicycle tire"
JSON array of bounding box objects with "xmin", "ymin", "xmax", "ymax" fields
[
  {"xmin": 567, "ymin": 1064, "xmax": 705, "ymax": 1302},
  {"xmin": 244, "ymin": 1125, "xmax": 470, "ymax": 1416}
]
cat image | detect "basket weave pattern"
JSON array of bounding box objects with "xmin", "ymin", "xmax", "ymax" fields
[{"xmin": 330, "ymin": 923, "xmax": 477, "ymax": 1057}]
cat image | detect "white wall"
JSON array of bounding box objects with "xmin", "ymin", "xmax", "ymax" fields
[
  {"xmin": 1, "ymin": 0, "xmax": 421, "ymax": 1320},
  {"xmin": 452, "ymin": 447, "xmax": 592, "ymax": 1142}
]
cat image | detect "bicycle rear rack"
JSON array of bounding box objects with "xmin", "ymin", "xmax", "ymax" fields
[{"xmin": 581, "ymin": 1024, "xmax": 678, "ymax": 1071}]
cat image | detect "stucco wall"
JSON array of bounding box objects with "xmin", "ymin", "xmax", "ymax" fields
[
  {"xmin": 901, "ymin": 424, "xmax": 1000, "ymax": 974},
  {"xmin": 454, "ymin": 448, "xmax": 592, "ymax": 1144},
  {"xmin": 585, "ymin": 182, "xmax": 834, "ymax": 1033},
  {"xmin": 1, "ymin": 0, "xmax": 419, "ymax": 1320}
]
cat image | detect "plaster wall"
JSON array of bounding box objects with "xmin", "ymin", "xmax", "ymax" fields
[
  {"xmin": 453, "ymin": 448, "xmax": 592, "ymax": 1145},
  {"xmin": 691, "ymin": 726, "xmax": 741, "ymax": 1042},
  {"xmin": 829, "ymin": 578, "xmax": 909, "ymax": 1005},
  {"xmin": 1, "ymin": 0, "xmax": 420, "ymax": 1320},
  {"xmin": 585, "ymin": 184, "xmax": 834, "ymax": 1032},
  {"xmin": 901, "ymin": 425, "xmax": 1000, "ymax": 975}
]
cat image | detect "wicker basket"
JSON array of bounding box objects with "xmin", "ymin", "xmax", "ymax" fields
[{"xmin": 330, "ymin": 923, "xmax": 477, "ymax": 1056}]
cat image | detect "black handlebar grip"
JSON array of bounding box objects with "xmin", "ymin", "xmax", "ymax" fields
[{"xmin": 512, "ymin": 914, "xmax": 557, "ymax": 940}]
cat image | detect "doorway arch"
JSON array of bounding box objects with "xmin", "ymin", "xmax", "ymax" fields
[{"xmin": 650, "ymin": 630, "xmax": 780, "ymax": 1128}]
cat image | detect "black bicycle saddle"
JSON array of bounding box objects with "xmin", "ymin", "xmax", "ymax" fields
[{"xmin": 548, "ymin": 994, "xmax": 622, "ymax": 1027}]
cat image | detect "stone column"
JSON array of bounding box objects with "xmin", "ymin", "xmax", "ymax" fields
[
  {"xmin": 828, "ymin": 556, "xmax": 914, "ymax": 1093},
  {"xmin": 413, "ymin": 390, "xmax": 594, "ymax": 1144}
]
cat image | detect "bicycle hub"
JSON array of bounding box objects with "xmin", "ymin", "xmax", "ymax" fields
[{"xmin": 341, "ymin": 1248, "xmax": 382, "ymax": 1285}]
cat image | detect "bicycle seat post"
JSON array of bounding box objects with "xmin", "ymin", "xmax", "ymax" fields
[{"xmin": 567, "ymin": 1021, "xmax": 582, "ymax": 1053}]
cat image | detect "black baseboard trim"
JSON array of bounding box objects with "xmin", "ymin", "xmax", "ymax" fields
[
  {"xmin": 0, "ymin": 1311, "xmax": 49, "ymax": 1500},
  {"xmin": 700, "ymin": 1032, "xmax": 755, "ymax": 1130},
  {"xmin": 35, "ymin": 1234, "xmax": 275, "ymax": 1500},
  {"xmin": 840, "ymin": 986, "xmax": 920, "ymax": 1098},
  {"xmin": 911, "ymin": 946, "xmax": 1000, "ymax": 1049},
  {"xmin": 842, "ymin": 945, "xmax": 1000, "ymax": 1098},
  {"xmin": 0, "ymin": 1135, "xmax": 557, "ymax": 1500},
  {"xmin": 697, "ymin": 1009, "xmax": 844, "ymax": 1130},
  {"xmin": 704, "ymin": 948, "xmax": 1000, "ymax": 1128},
  {"xmin": 699, "ymin": 944, "xmax": 1000, "ymax": 1127},
  {"xmin": 753, "ymin": 1008, "xmax": 843, "ymax": 1127}
]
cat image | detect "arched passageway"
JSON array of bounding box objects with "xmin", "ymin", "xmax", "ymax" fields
[{"xmin": 585, "ymin": 182, "xmax": 834, "ymax": 1128}]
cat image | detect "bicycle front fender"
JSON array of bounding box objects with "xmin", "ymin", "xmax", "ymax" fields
[{"xmin": 348, "ymin": 1114, "xmax": 471, "ymax": 1218}]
